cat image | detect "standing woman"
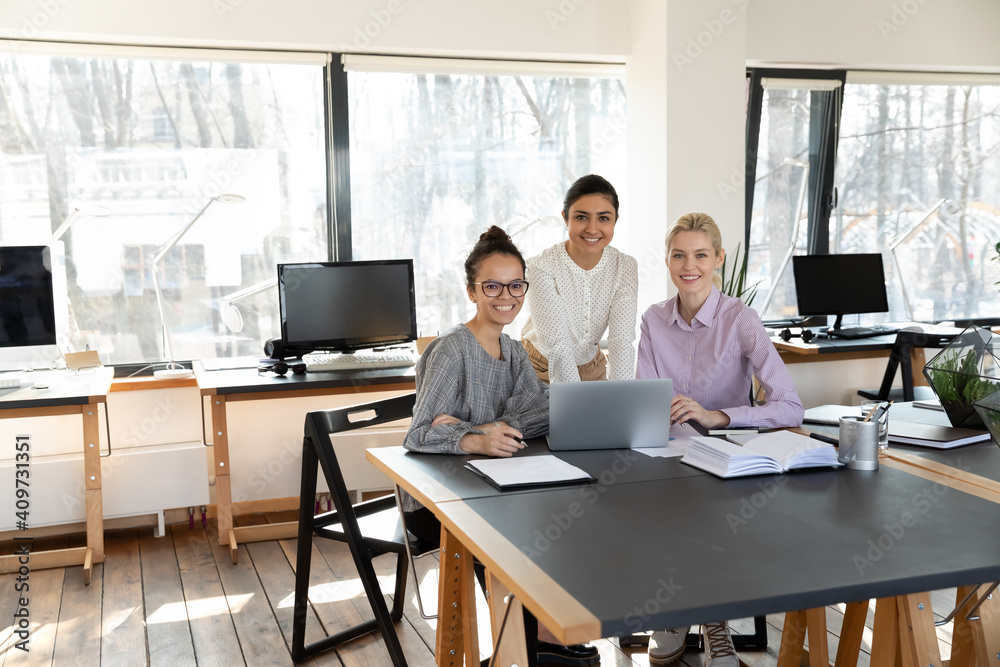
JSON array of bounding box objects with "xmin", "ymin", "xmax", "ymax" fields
[
  {"xmin": 402, "ymin": 225, "xmax": 599, "ymax": 667},
  {"xmin": 636, "ymin": 212, "xmax": 803, "ymax": 666},
  {"xmin": 521, "ymin": 174, "xmax": 639, "ymax": 383}
]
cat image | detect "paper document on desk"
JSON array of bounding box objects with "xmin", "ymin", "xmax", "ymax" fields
[
  {"xmin": 631, "ymin": 422, "xmax": 699, "ymax": 458},
  {"xmin": 464, "ymin": 455, "xmax": 595, "ymax": 490}
]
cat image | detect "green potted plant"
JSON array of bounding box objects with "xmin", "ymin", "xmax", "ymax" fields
[
  {"xmin": 924, "ymin": 325, "xmax": 1000, "ymax": 429},
  {"xmin": 720, "ymin": 242, "xmax": 760, "ymax": 306}
]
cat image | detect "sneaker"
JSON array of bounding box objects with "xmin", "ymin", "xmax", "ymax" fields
[
  {"xmin": 536, "ymin": 641, "xmax": 600, "ymax": 665},
  {"xmin": 702, "ymin": 622, "xmax": 738, "ymax": 667},
  {"xmin": 648, "ymin": 627, "xmax": 689, "ymax": 664}
]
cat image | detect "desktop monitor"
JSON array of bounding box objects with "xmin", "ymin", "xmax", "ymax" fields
[
  {"xmin": 0, "ymin": 245, "xmax": 56, "ymax": 348},
  {"xmin": 792, "ymin": 253, "xmax": 889, "ymax": 330},
  {"xmin": 278, "ymin": 259, "xmax": 417, "ymax": 356}
]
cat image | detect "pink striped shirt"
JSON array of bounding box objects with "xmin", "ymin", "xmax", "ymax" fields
[{"xmin": 636, "ymin": 287, "xmax": 803, "ymax": 429}]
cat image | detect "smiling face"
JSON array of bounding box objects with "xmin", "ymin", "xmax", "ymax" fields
[
  {"xmin": 563, "ymin": 194, "xmax": 617, "ymax": 268},
  {"xmin": 466, "ymin": 252, "xmax": 526, "ymax": 329},
  {"xmin": 667, "ymin": 230, "xmax": 725, "ymax": 301}
]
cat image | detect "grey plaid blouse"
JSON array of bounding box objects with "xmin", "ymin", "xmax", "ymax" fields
[{"xmin": 400, "ymin": 324, "xmax": 548, "ymax": 511}]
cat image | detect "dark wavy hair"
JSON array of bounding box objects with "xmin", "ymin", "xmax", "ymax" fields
[
  {"xmin": 464, "ymin": 225, "xmax": 526, "ymax": 288},
  {"xmin": 561, "ymin": 174, "xmax": 620, "ymax": 220}
]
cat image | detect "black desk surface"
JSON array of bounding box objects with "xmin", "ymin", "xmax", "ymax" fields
[
  {"xmin": 390, "ymin": 439, "xmax": 703, "ymax": 506},
  {"xmin": 193, "ymin": 363, "xmax": 415, "ymax": 395},
  {"xmin": 771, "ymin": 332, "xmax": 897, "ymax": 354},
  {"xmin": 452, "ymin": 465, "xmax": 1000, "ymax": 637},
  {"xmin": 0, "ymin": 367, "xmax": 114, "ymax": 410}
]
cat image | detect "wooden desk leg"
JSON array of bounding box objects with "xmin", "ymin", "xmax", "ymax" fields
[
  {"xmin": 897, "ymin": 592, "xmax": 941, "ymax": 666},
  {"xmin": 436, "ymin": 527, "xmax": 479, "ymax": 667},
  {"xmin": 871, "ymin": 597, "xmax": 901, "ymax": 666},
  {"xmin": 486, "ymin": 571, "xmax": 528, "ymax": 667},
  {"xmin": 952, "ymin": 583, "xmax": 1000, "ymax": 667},
  {"xmin": 950, "ymin": 585, "xmax": 979, "ymax": 667},
  {"xmin": 81, "ymin": 405, "xmax": 104, "ymax": 566},
  {"xmin": 834, "ymin": 600, "xmax": 868, "ymax": 667},
  {"xmin": 805, "ymin": 607, "xmax": 829, "ymax": 666},
  {"xmin": 777, "ymin": 609, "xmax": 807, "ymax": 667},
  {"xmin": 210, "ymin": 397, "xmax": 234, "ymax": 553}
]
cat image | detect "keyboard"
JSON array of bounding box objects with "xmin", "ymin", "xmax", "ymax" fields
[
  {"xmin": 304, "ymin": 351, "xmax": 415, "ymax": 372},
  {"xmin": 828, "ymin": 324, "xmax": 900, "ymax": 340},
  {"xmin": 0, "ymin": 375, "xmax": 21, "ymax": 389}
]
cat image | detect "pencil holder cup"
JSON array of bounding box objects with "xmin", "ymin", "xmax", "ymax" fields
[{"xmin": 838, "ymin": 416, "xmax": 879, "ymax": 471}]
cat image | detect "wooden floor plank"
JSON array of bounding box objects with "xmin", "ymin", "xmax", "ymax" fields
[
  {"xmin": 309, "ymin": 533, "xmax": 437, "ymax": 666},
  {"xmin": 276, "ymin": 536, "xmax": 391, "ymax": 665},
  {"xmin": 0, "ymin": 572, "xmax": 22, "ymax": 663},
  {"xmin": 101, "ymin": 530, "xmax": 148, "ymax": 667},
  {"xmin": 139, "ymin": 529, "xmax": 196, "ymax": 667},
  {"xmin": 2, "ymin": 567, "xmax": 64, "ymax": 667},
  {"xmin": 243, "ymin": 537, "xmax": 331, "ymax": 655},
  {"xmin": 51, "ymin": 561, "xmax": 103, "ymax": 666},
  {"xmin": 170, "ymin": 524, "xmax": 245, "ymax": 667},
  {"xmin": 0, "ymin": 511, "xmax": 974, "ymax": 667},
  {"xmin": 204, "ymin": 521, "xmax": 295, "ymax": 667}
]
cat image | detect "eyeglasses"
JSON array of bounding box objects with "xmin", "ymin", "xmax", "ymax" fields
[{"xmin": 473, "ymin": 280, "xmax": 530, "ymax": 298}]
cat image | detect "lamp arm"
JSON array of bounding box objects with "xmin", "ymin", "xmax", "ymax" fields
[
  {"xmin": 221, "ymin": 277, "xmax": 278, "ymax": 305},
  {"xmin": 151, "ymin": 262, "xmax": 177, "ymax": 368},
  {"xmin": 889, "ymin": 198, "xmax": 946, "ymax": 250},
  {"xmin": 152, "ymin": 197, "xmax": 217, "ymax": 264},
  {"xmin": 47, "ymin": 209, "xmax": 82, "ymax": 246}
]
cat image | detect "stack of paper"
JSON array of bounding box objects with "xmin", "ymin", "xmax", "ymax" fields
[{"xmin": 464, "ymin": 455, "xmax": 594, "ymax": 490}]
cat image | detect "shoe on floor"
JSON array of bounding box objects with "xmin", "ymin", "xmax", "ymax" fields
[
  {"xmin": 537, "ymin": 640, "xmax": 600, "ymax": 665},
  {"xmin": 648, "ymin": 626, "xmax": 689, "ymax": 664},
  {"xmin": 702, "ymin": 621, "xmax": 738, "ymax": 667}
]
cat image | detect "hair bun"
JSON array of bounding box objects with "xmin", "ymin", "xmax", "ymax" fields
[{"xmin": 480, "ymin": 225, "xmax": 511, "ymax": 243}]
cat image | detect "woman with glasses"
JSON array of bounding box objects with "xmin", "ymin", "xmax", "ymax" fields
[
  {"xmin": 401, "ymin": 226, "xmax": 599, "ymax": 667},
  {"xmin": 521, "ymin": 174, "xmax": 638, "ymax": 383}
]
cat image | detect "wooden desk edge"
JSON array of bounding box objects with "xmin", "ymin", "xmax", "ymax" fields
[
  {"xmin": 883, "ymin": 451, "xmax": 1000, "ymax": 505},
  {"xmin": 438, "ymin": 500, "xmax": 601, "ymax": 645},
  {"xmin": 366, "ymin": 447, "xmax": 463, "ymax": 508}
]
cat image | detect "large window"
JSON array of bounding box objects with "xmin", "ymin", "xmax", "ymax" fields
[
  {"xmin": 346, "ymin": 57, "xmax": 627, "ymax": 337},
  {"xmin": 0, "ymin": 44, "xmax": 328, "ymax": 365},
  {"xmin": 747, "ymin": 69, "xmax": 1000, "ymax": 326},
  {"xmin": 834, "ymin": 74, "xmax": 1000, "ymax": 322}
]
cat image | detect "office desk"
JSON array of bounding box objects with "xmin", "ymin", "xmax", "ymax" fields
[
  {"xmin": 369, "ymin": 443, "xmax": 1000, "ymax": 666},
  {"xmin": 772, "ymin": 332, "xmax": 898, "ymax": 356},
  {"xmin": 0, "ymin": 367, "xmax": 114, "ymax": 584},
  {"xmin": 194, "ymin": 364, "xmax": 414, "ymax": 561}
]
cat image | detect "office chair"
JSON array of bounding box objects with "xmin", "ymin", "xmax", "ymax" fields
[
  {"xmin": 291, "ymin": 393, "xmax": 416, "ymax": 665},
  {"xmin": 857, "ymin": 330, "xmax": 951, "ymax": 402}
]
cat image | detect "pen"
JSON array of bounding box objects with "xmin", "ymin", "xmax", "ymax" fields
[
  {"xmin": 872, "ymin": 400, "xmax": 894, "ymax": 422},
  {"xmin": 810, "ymin": 432, "xmax": 839, "ymax": 446}
]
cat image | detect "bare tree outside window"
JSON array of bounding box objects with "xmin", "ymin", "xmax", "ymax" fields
[
  {"xmin": 348, "ymin": 71, "xmax": 627, "ymax": 337},
  {"xmin": 0, "ymin": 52, "xmax": 327, "ymax": 365}
]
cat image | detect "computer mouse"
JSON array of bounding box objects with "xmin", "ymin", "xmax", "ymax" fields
[{"xmin": 32, "ymin": 383, "xmax": 48, "ymax": 390}]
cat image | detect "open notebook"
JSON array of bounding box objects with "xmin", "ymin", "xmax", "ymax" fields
[{"xmin": 681, "ymin": 431, "xmax": 841, "ymax": 478}]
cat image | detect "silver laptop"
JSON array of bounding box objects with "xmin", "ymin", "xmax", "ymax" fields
[{"xmin": 546, "ymin": 378, "xmax": 673, "ymax": 450}]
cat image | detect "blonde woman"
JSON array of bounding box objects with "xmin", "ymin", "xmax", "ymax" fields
[
  {"xmin": 636, "ymin": 212, "xmax": 803, "ymax": 666},
  {"xmin": 521, "ymin": 174, "xmax": 638, "ymax": 383}
]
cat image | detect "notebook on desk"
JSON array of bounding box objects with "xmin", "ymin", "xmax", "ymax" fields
[{"xmin": 546, "ymin": 378, "xmax": 673, "ymax": 450}]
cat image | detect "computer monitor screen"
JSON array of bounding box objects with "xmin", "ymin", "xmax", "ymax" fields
[
  {"xmin": 278, "ymin": 259, "xmax": 417, "ymax": 355},
  {"xmin": 0, "ymin": 245, "xmax": 56, "ymax": 348},
  {"xmin": 792, "ymin": 253, "xmax": 888, "ymax": 328}
]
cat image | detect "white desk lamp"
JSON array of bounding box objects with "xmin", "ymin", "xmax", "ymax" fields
[
  {"xmin": 220, "ymin": 277, "xmax": 278, "ymax": 333},
  {"xmin": 889, "ymin": 198, "xmax": 946, "ymax": 322},
  {"xmin": 152, "ymin": 194, "xmax": 245, "ymax": 379},
  {"xmin": 47, "ymin": 205, "xmax": 112, "ymax": 246}
]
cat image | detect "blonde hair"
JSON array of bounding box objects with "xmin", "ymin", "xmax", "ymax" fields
[{"xmin": 665, "ymin": 212, "xmax": 724, "ymax": 289}]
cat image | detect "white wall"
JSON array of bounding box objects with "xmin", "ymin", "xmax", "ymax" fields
[
  {"xmin": 0, "ymin": 0, "xmax": 629, "ymax": 60},
  {"xmin": 747, "ymin": 0, "xmax": 1000, "ymax": 73}
]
